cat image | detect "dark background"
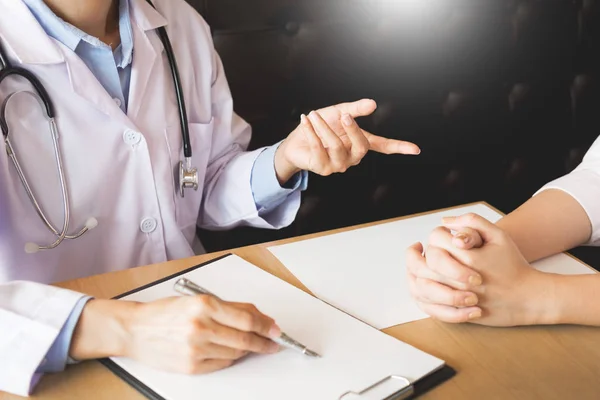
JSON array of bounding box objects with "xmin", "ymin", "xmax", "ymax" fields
[{"xmin": 187, "ymin": 0, "xmax": 600, "ymax": 268}]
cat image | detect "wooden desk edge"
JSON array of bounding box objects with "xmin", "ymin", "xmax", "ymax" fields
[{"xmin": 53, "ymin": 200, "xmax": 596, "ymax": 297}]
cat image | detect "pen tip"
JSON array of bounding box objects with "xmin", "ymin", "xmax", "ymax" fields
[{"xmin": 305, "ymin": 349, "xmax": 321, "ymax": 358}]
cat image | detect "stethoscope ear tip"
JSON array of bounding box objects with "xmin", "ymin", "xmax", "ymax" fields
[
  {"xmin": 85, "ymin": 217, "xmax": 98, "ymax": 230},
  {"xmin": 24, "ymin": 242, "xmax": 40, "ymax": 254}
]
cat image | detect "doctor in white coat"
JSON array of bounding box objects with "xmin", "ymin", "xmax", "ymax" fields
[{"xmin": 0, "ymin": 0, "xmax": 421, "ymax": 396}]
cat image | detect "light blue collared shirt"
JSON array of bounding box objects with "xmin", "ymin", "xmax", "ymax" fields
[{"xmin": 23, "ymin": 0, "xmax": 307, "ymax": 373}]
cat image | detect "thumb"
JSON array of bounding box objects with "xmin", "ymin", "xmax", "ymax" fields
[
  {"xmin": 442, "ymin": 213, "xmax": 501, "ymax": 244},
  {"xmin": 452, "ymin": 227, "xmax": 484, "ymax": 249}
]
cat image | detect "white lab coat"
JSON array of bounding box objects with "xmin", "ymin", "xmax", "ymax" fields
[{"xmin": 0, "ymin": 0, "xmax": 300, "ymax": 395}]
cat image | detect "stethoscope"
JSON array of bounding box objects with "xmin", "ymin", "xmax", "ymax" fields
[{"xmin": 0, "ymin": 0, "xmax": 198, "ymax": 254}]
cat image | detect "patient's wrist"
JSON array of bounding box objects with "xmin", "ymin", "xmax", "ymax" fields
[{"xmin": 528, "ymin": 272, "xmax": 562, "ymax": 325}]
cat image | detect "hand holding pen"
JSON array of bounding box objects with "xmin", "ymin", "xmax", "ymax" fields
[{"xmin": 175, "ymin": 278, "xmax": 320, "ymax": 358}]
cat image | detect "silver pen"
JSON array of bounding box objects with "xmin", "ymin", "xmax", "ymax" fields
[{"xmin": 174, "ymin": 277, "xmax": 321, "ymax": 358}]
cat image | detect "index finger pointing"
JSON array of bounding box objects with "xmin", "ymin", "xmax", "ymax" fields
[{"xmin": 363, "ymin": 130, "xmax": 421, "ymax": 155}]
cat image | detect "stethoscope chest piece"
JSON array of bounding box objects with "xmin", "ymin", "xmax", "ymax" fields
[{"xmin": 179, "ymin": 157, "xmax": 198, "ymax": 198}]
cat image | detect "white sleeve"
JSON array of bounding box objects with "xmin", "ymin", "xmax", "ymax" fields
[
  {"xmin": 197, "ymin": 36, "xmax": 300, "ymax": 231},
  {"xmin": 535, "ymin": 135, "xmax": 600, "ymax": 245},
  {"xmin": 0, "ymin": 281, "xmax": 84, "ymax": 396}
]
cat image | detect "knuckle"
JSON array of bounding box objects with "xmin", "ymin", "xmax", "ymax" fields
[
  {"xmin": 354, "ymin": 146, "xmax": 368, "ymax": 158},
  {"xmin": 238, "ymin": 311, "xmax": 256, "ymax": 331},
  {"xmin": 464, "ymin": 213, "xmax": 477, "ymax": 224},
  {"xmin": 200, "ymin": 324, "xmax": 218, "ymax": 340},
  {"xmin": 319, "ymin": 166, "xmax": 333, "ymax": 176},
  {"xmin": 452, "ymin": 292, "xmax": 465, "ymax": 307},
  {"xmin": 461, "ymin": 253, "xmax": 475, "ymax": 267},
  {"xmin": 329, "ymin": 141, "xmax": 343, "ymax": 151},
  {"xmin": 192, "ymin": 295, "xmax": 215, "ymax": 314},
  {"xmin": 183, "ymin": 321, "xmax": 203, "ymax": 343},
  {"xmin": 184, "ymin": 350, "xmax": 204, "ymax": 374},
  {"xmin": 428, "ymin": 228, "xmax": 445, "ymax": 245},
  {"xmin": 244, "ymin": 303, "xmax": 260, "ymax": 314},
  {"xmin": 330, "ymin": 162, "xmax": 345, "ymax": 173}
]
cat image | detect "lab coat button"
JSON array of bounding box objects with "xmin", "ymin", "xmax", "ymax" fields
[
  {"xmin": 123, "ymin": 129, "xmax": 141, "ymax": 145},
  {"xmin": 114, "ymin": 98, "xmax": 122, "ymax": 107},
  {"xmin": 140, "ymin": 218, "xmax": 157, "ymax": 233}
]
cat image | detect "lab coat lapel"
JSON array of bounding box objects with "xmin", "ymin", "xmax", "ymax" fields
[
  {"xmin": 0, "ymin": 0, "xmax": 64, "ymax": 65},
  {"xmin": 63, "ymin": 50, "xmax": 128, "ymax": 121},
  {"xmin": 0, "ymin": 0, "xmax": 126, "ymax": 121},
  {"xmin": 127, "ymin": 21, "xmax": 161, "ymax": 121}
]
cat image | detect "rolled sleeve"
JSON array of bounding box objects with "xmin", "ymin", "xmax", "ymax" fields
[
  {"xmin": 36, "ymin": 296, "xmax": 92, "ymax": 374},
  {"xmin": 251, "ymin": 142, "xmax": 308, "ymax": 214},
  {"xmin": 535, "ymin": 169, "xmax": 600, "ymax": 245}
]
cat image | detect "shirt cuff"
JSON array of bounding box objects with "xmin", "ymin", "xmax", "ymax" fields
[
  {"xmin": 36, "ymin": 296, "xmax": 93, "ymax": 373},
  {"xmin": 250, "ymin": 141, "xmax": 308, "ymax": 213},
  {"xmin": 534, "ymin": 169, "xmax": 600, "ymax": 245}
]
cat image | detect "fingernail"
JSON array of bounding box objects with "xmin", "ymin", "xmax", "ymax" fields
[
  {"xmin": 455, "ymin": 233, "xmax": 470, "ymax": 245},
  {"xmin": 414, "ymin": 148, "xmax": 421, "ymax": 155},
  {"xmin": 268, "ymin": 324, "xmax": 281, "ymax": 338},
  {"xmin": 468, "ymin": 310, "xmax": 482, "ymax": 320},
  {"xmin": 464, "ymin": 295, "xmax": 477, "ymax": 307},
  {"xmin": 342, "ymin": 113, "xmax": 353, "ymax": 126},
  {"xmin": 300, "ymin": 114, "xmax": 307, "ymax": 124},
  {"xmin": 308, "ymin": 111, "xmax": 317, "ymax": 122},
  {"xmin": 468, "ymin": 274, "xmax": 483, "ymax": 286}
]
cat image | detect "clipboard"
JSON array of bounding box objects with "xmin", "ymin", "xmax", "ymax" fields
[{"xmin": 100, "ymin": 254, "xmax": 456, "ymax": 400}]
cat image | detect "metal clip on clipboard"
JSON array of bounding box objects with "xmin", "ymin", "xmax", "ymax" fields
[{"xmin": 339, "ymin": 375, "xmax": 414, "ymax": 400}]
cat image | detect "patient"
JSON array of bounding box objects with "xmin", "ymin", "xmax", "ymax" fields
[{"xmin": 405, "ymin": 136, "xmax": 600, "ymax": 327}]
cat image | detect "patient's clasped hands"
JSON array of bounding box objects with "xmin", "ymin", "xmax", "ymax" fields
[{"xmin": 406, "ymin": 213, "xmax": 560, "ymax": 327}]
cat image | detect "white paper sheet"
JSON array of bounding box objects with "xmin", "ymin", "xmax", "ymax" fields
[
  {"xmin": 268, "ymin": 203, "xmax": 596, "ymax": 330},
  {"xmin": 110, "ymin": 255, "xmax": 445, "ymax": 400}
]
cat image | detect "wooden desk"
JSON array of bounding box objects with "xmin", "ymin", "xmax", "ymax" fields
[{"xmin": 2, "ymin": 202, "xmax": 600, "ymax": 400}]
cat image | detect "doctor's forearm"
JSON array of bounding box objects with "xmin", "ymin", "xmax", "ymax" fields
[
  {"xmin": 69, "ymin": 299, "xmax": 135, "ymax": 360},
  {"xmin": 496, "ymin": 189, "xmax": 592, "ymax": 263}
]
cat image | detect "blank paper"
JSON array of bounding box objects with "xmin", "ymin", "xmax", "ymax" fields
[{"xmin": 268, "ymin": 203, "xmax": 595, "ymax": 330}]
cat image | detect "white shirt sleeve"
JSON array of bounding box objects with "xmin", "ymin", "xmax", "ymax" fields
[
  {"xmin": 0, "ymin": 281, "xmax": 85, "ymax": 396},
  {"xmin": 534, "ymin": 135, "xmax": 600, "ymax": 245}
]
